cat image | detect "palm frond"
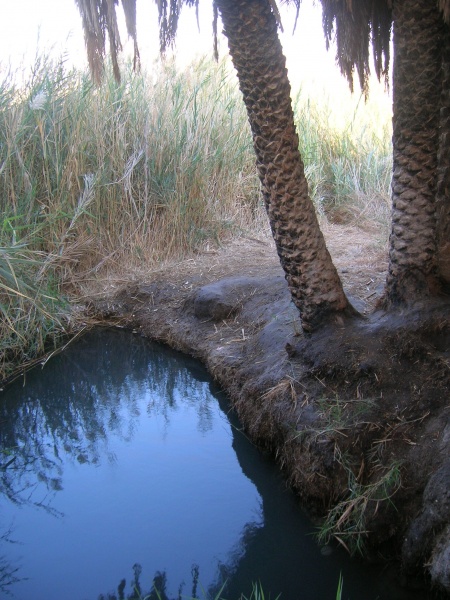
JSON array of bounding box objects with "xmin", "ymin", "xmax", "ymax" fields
[
  {"xmin": 75, "ymin": 0, "xmax": 141, "ymax": 83},
  {"xmin": 74, "ymin": 0, "xmax": 450, "ymax": 92},
  {"xmin": 122, "ymin": 0, "xmax": 141, "ymax": 70},
  {"xmin": 75, "ymin": 0, "xmax": 203, "ymax": 82},
  {"xmin": 156, "ymin": 0, "xmax": 199, "ymax": 53},
  {"xmin": 75, "ymin": 0, "xmax": 122, "ymax": 83},
  {"xmin": 320, "ymin": 0, "xmax": 392, "ymax": 93}
]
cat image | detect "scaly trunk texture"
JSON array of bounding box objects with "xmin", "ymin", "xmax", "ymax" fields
[
  {"xmin": 385, "ymin": 0, "xmax": 444, "ymax": 305},
  {"xmin": 216, "ymin": 0, "xmax": 352, "ymax": 332},
  {"xmin": 436, "ymin": 22, "xmax": 450, "ymax": 287}
]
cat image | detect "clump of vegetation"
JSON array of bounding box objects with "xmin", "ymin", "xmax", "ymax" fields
[
  {"xmin": 0, "ymin": 53, "xmax": 392, "ymax": 381},
  {"xmin": 291, "ymin": 392, "xmax": 402, "ymax": 556},
  {"xmin": 294, "ymin": 87, "xmax": 392, "ymax": 225},
  {"xmin": 0, "ymin": 55, "xmax": 260, "ymax": 273},
  {"xmin": 0, "ymin": 55, "xmax": 259, "ymax": 380},
  {"xmin": 293, "ymin": 394, "xmax": 378, "ymax": 442},
  {"xmin": 0, "ymin": 244, "xmax": 69, "ymax": 381},
  {"xmin": 317, "ymin": 453, "xmax": 402, "ymax": 555}
]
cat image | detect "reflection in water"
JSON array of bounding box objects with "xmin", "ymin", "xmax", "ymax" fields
[
  {"xmin": 97, "ymin": 563, "xmax": 202, "ymax": 600},
  {"xmin": 0, "ymin": 526, "xmax": 22, "ymax": 596},
  {"xmin": 0, "ymin": 329, "xmax": 425, "ymax": 600},
  {"xmin": 1, "ymin": 330, "xmax": 216, "ymax": 506},
  {"xmin": 0, "ymin": 329, "xmax": 260, "ymax": 599}
]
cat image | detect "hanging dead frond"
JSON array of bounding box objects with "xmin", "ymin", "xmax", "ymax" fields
[
  {"xmin": 155, "ymin": 0, "xmax": 200, "ymax": 53},
  {"xmin": 106, "ymin": 0, "xmax": 123, "ymax": 83},
  {"xmin": 75, "ymin": 0, "xmax": 396, "ymax": 92},
  {"xmin": 75, "ymin": 0, "xmax": 108, "ymax": 84},
  {"xmin": 213, "ymin": 1, "xmax": 219, "ymax": 61},
  {"xmin": 75, "ymin": 0, "xmax": 141, "ymax": 83},
  {"xmin": 122, "ymin": 0, "xmax": 141, "ymax": 72},
  {"xmin": 320, "ymin": 0, "xmax": 392, "ymax": 94}
]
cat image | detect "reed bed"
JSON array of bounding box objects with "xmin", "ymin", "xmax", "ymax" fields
[
  {"xmin": 294, "ymin": 85, "xmax": 392, "ymax": 224},
  {"xmin": 0, "ymin": 54, "xmax": 392, "ymax": 381}
]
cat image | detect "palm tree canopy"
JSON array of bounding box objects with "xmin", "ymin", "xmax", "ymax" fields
[
  {"xmin": 320, "ymin": 0, "xmax": 392, "ymax": 92},
  {"xmin": 75, "ymin": 0, "xmax": 198, "ymax": 83},
  {"xmin": 75, "ymin": 0, "xmax": 450, "ymax": 90}
]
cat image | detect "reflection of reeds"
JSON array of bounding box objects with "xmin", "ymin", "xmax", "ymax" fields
[
  {"xmin": 99, "ymin": 572, "xmax": 280, "ymax": 600},
  {"xmin": 0, "ymin": 53, "xmax": 392, "ymax": 380}
]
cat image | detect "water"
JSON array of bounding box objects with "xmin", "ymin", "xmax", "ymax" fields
[{"xmin": 0, "ymin": 328, "xmax": 424, "ymax": 600}]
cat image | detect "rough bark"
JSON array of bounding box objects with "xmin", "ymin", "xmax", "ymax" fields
[
  {"xmin": 385, "ymin": 0, "xmax": 444, "ymax": 305},
  {"xmin": 216, "ymin": 0, "xmax": 353, "ymax": 332},
  {"xmin": 437, "ymin": 22, "xmax": 450, "ymax": 287}
]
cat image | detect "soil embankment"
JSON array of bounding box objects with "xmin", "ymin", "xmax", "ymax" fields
[{"xmin": 87, "ymin": 230, "xmax": 450, "ymax": 596}]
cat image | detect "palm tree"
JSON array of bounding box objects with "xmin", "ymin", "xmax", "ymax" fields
[
  {"xmin": 214, "ymin": 0, "xmax": 357, "ymax": 332},
  {"xmin": 74, "ymin": 0, "xmax": 450, "ymax": 329},
  {"xmin": 386, "ymin": 0, "xmax": 445, "ymax": 305},
  {"xmin": 322, "ymin": 0, "xmax": 450, "ymax": 304},
  {"xmin": 437, "ymin": 20, "xmax": 450, "ymax": 286},
  {"xmin": 75, "ymin": 0, "xmax": 357, "ymax": 333}
]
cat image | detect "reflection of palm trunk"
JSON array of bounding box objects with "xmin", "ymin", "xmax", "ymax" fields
[
  {"xmin": 385, "ymin": 0, "xmax": 443, "ymax": 304},
  {"xmin": 437, "ymin": 22, "xmax": 450, "ymax": 287},
  {"xmin": 216, "ymin": 0, "xmax": 352, "ymax": 332}
]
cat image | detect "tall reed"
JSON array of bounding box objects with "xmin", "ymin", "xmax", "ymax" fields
[
  {"xmin": 0, "ymin": 243, "xmax": 68, "ymax": 381},
  {"xmin": 0, "ymin": 56, "xmax": 260, "ymax": 277},
  {"xmin": 294, "ymin": 85, "xmax": 392, "ymax": 225}
]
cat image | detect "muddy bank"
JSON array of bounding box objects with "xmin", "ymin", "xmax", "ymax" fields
[{"xmin": 87, "ymin": 238, "xmax": 450, "ymax": 597}]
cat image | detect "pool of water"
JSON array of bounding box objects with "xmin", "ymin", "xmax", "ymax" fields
[{"xmin": 0, "ymin": 328, "xmax": 425, "ymax": 599}]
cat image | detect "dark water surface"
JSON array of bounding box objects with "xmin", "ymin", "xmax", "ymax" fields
[{"xmin": 0, "ymin": 329, "xmax": 424, "ymax": 599}]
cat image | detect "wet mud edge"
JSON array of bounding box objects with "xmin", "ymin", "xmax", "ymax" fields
[{"xmin": 88, "ymin": 270, "xmax": 450, "ymax": 596}]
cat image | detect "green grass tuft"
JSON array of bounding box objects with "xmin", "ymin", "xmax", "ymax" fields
[{"xmin": 317, "ymin": 457, "xmax": 402, "ymax": 555}]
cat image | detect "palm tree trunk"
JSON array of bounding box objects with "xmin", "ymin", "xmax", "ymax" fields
[
  {"xmin": 385, "ymin": 0, "xmax": 444, "ymax": 305},
  {"xmin": 216, "ymin": 0, "xmax": 353, "ymax": 332},
  {"xmin": 437, "ymin": 22, "xmax": 450, "ymax": 287}
]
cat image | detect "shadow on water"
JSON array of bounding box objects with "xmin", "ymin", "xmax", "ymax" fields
[{"xmin": 0, "ymin": 328, "xmax": 427, "ymax": 599}]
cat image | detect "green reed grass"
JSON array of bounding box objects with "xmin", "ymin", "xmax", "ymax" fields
[
  {"xmin": 0, "ymin": 243, "xmax": 68, "ymax": 381},
  {"xmin": 0, "ymin": 55, "xmax": 261, "ymax": 380},
  {"xmin": 0, "ymin": 56, "xmax": 260, "ymax": 274},
  {"xmin": 294, "ymin": 86, "xmax": 392, "ymax": 224},
  {"xmin": 0, "ymin": 53, "xmax": 392, "ymax": 381},
  {"xmin": 317, "ymin": 456, "xmax": 402, "ymax": 556}
]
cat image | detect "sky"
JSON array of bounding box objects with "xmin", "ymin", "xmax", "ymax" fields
[{"xmin": 0, "ymin": 0, "xmax": 352, "ymax": 94}]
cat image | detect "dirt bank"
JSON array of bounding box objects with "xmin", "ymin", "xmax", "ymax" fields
[{"xmin": 86, "ymin": 226, "xmax": 450, "ymax": 597}]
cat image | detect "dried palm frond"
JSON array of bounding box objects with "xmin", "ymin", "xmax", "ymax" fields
[
  {"xmin": 75, "ymin": 0, "xmax": 140, "ymax": 83},
  {"xmin": 156, "ymin": 0, "xmax": 199, "ymax": 53},
  {"xmin": 122, "ymin": 0, "xmax": 141, "ymax": 70},
  {"xmin": 75, "ymin": 0, "xmax": 450, "ymax": 94},
  {"xmin": 320, "ymin": 0, "xmax": 392, "ymax": 93},
  {"xmin": 75, "ymin": 0, "xmax": 106, "ymax": 84},
  {"xmin": 75, "ymin": 0, "xmax": 203, "ymax": 82}
]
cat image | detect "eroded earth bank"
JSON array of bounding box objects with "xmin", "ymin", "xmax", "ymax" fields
[{"xmin": 86, "ymin": 227, "xmax": 450, "ymax": 597}]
